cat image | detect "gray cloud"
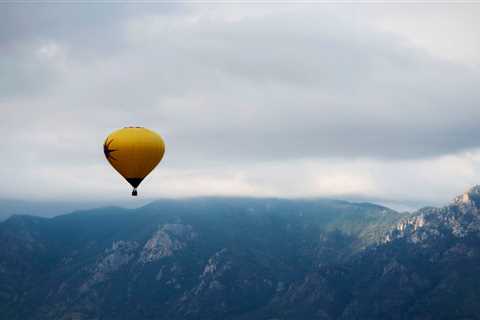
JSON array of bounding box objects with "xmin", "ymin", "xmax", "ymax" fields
[
  {"xmin": 1, "ymin": 3, "xmax": 480, "ymax": 204},
  {"xmin": 88, "ymin": 8, "xmax": 480, "ymax": 161},
  {"xmin": 0, "ymin": 3, "xmax": 181, "ymax": 48}
]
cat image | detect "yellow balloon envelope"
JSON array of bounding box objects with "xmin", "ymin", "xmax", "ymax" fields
[{"xmin": 103, "ymin": 127, "xmax": 165, "ymax": 196}]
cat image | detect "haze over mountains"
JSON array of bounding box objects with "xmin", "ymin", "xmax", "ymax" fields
[
  {"xmin": 2, "ymin": 187, "xmax": 480, "ymax": 319},
  {"xmin": 0, "ymin": 199, "xmax": 153, "ymax": 222}
]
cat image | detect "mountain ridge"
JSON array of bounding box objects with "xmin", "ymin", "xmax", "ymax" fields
[{"xmin": 1, "ymin": 188, "xmax": 480, "ymax": 319}]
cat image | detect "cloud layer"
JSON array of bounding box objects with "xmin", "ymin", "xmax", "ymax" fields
[{"xmin": 2, "ymin": 3, "xmax": 480, "ymax": 208}]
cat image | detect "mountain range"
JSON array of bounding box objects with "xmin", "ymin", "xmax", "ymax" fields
[{"xmin": 1, "ymin": 187, "xmax": 480, "ymax": 319}]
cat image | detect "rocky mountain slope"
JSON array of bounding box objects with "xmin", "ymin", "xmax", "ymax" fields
[{"xmin": 1, "ymin": 190, "xmax": 479, "ymax": 320}]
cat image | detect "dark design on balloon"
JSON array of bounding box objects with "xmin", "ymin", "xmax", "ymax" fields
[{"xmin": 103, "ymin": 139, "xmax": 118, "ymax": 161}]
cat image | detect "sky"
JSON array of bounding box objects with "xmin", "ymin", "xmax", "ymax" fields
[{"xmin": 2, "ymin": 2, "xmax": 480, "ymax": 210}]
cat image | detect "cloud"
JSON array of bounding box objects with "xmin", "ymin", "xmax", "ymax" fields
[{"xmin": 1, "ymin": 3, "xmax": 480, "ymax": 206}]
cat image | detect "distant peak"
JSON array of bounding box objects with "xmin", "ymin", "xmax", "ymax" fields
[
  {"xmin": 453, "ymin": 185, "xmax": 480, "ymax": 205},
  {"xmin": 467, "ymin": 185, "xmax": 480, "ymax": 195}
]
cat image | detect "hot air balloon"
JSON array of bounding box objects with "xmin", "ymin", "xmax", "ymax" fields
[{"xmin": 103, "ymin": 127, "xmax": 165, "ymax": 196}]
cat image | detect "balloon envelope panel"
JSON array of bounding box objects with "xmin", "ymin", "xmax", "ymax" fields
[{"xmin": 104, "ymin": 127, "xmax": 165, "ymax": 188}]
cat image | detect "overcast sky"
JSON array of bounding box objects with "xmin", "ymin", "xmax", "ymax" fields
[{"xmin": 2, "ymin": 2, "xmax": 480, "ymax": 209}]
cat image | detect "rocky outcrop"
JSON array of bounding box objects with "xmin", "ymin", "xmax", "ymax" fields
[
  {"xmin": 139, "ymin": 224, "xmax": 196, "ymax": 263},
  {"xmin": 80, "ymin": 240, "xmax": 139, "ymax": 292},
  {"xmin": 384, "ymin": 186, "xmax": 480, "ymax": 246}
]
